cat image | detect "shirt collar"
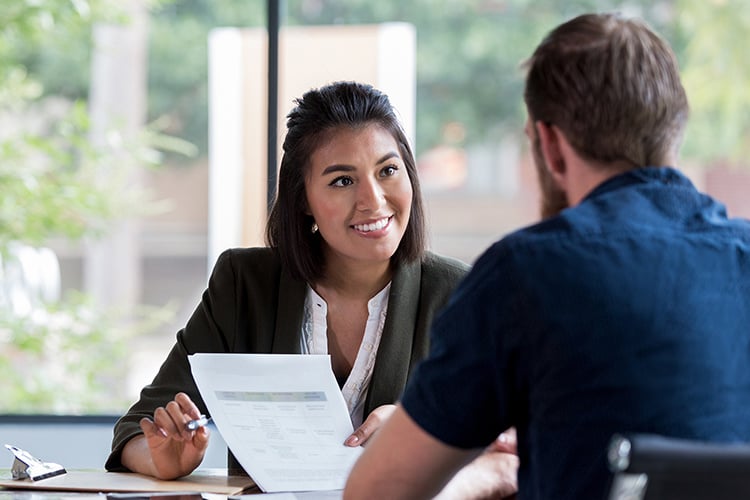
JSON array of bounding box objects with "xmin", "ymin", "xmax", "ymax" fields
[{"xmin": 583, "ymin": 166, "xmax": 694, "ymax": 203}]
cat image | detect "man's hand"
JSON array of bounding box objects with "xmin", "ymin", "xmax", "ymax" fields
[{"xmin": 434, "ymin": 431, "xmax": 519, "ymax": 499}]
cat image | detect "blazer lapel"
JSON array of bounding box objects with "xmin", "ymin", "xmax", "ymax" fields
[
  {"xmin": 271, "ymin": 267, "xmax": 306, "ymax": 354},
  {"xmin": 365, "ymin": 259, "xmax": 421, "ymax": 413}
]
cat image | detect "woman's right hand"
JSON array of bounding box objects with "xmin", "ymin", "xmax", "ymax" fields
[{"xmin": 122, "ymin": 392, "xmax": 210, "ymax": 479}]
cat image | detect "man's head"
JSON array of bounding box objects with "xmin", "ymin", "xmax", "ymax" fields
[{"xmin": 523, "ymin": 13, "xmax": 689, "ymax": 216}]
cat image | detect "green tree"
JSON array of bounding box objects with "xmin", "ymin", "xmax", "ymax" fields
[
  {"xmin": 146, "ymin": 0, "xmax": 266, "ymax": 157},
  {"xmin": 6, "ymin": 0, "xmax": 748, "ymax": 412},
  {"xmin": 0, "ymin": 0, "xmax": 178, "ymax": 414},
  {"xmin": 28, "ymin": 0, "xmax": 748, "ymax": 166},
  {"xmin": 285, "ymin": 0, "xmax": 681, "ymax": 152},
  {"xmin": 134, "ymin": 0, "xmax": 687, "ymax": 158},
  {"xmin": 676, "ymin": 0, "xmax": 750, "ymax": 164},
  {"xmin": 1, "ymin": 1, "xmax": 122, "ymax": 249}
]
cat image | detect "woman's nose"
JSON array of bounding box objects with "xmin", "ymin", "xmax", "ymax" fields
[{"xmin": 356, "ymin": 179, "xmax": 385, "ymax": 211}]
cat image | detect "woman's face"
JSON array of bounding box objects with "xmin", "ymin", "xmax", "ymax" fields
[{"xmin": 304, "ymin": 123, "xmax": 413, "ymax": 272}]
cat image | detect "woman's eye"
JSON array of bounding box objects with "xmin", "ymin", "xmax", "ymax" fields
[
  {"xmin": 380, "ymin": 165, "xmax": 398, "ymax": 177},
  {"xmin": 330, "ymin": 176, "xmax": 353, "ymax": 187}
]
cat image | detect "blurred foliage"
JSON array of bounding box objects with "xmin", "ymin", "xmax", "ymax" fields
[
  {"xmin": 0, "ymin": 1, "xmax": 118, "ymax": 253},
  {"xmin": 285, "ymin": 0, "xmax": 683, "ymax": 152},
  {"xmin": 140, "ymin": 0, "xmax": 680, "ymax": 157},
  {"xmin": 154, "ymin": 0, "xmax": 736, "ymax": 166},
  {"xmin": 676, "ymin": 0, "xmax": 750, "ymax": 164},
  {"xmin": 23, "ymin": 0, "xmax": 748, "ymax": 165},
  {"xmin": 0, "ymin": 0, "xmax": 127, "ymax": 100},
  {"xmin": 1, "ymin": 0, "xmax": 194, "ymax": 252},
  {"xmin": 3, "ymin": 0, "xmax": 749, "ymax": 414},
  {"xmin": 0, "ymin": 291, "xmax": 176, "ymax": 413},
  {"xmin": 146, "ymin": 0, "xmax": 267, "ymax": 156},
  {"xmin": 0, "ymin": 1, "xmax": 182, "ymax": 414},
  {"xmin": 1, "ymin": 99, "xmax": 129, "ymax": 250}
]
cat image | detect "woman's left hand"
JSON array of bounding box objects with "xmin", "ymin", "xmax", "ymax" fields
[{"xmin": 344, "ymin": 404, "xmax": 396, "ymax": 447}]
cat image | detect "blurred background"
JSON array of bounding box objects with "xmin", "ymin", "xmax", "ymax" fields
[{"xmin": 2, "ymin": 0, "xmax": 749, "ymax": 416}]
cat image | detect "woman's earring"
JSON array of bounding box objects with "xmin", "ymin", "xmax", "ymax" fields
[{"xmin": 311, "ymin": 222, "xmax": 319, "ymax": 234}]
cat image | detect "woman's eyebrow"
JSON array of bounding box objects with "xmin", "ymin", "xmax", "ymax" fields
[
  {"xmin": 320, "ymin": 151, "xmax": 400, "ymax": 175},
  {"xmin": 376, "ymin": 151, "xmax": 400, "ymax": 164},
  {"xmin": 321, "ymin": 164, "xmax": 355, "ymax": 175}
]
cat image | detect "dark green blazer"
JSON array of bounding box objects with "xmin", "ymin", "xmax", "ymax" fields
[{"xmin": 106, "ymin": 247, "xmax": 469, "ymax": 472}]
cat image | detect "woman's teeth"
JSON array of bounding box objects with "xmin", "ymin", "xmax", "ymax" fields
[{"xmin": 354, "ymin": 217, "xmax": 389, "ymax": 232}]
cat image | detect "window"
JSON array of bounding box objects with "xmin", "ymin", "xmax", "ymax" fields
[{"xmin": 2, "ymin": 0, "xmax": 748, "ymax": 415}]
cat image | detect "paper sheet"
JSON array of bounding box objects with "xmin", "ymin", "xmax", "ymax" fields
[
  {"xmin": 188, "ymin": 354, "xmax": 363, "ymax": 493},
  {"xmin": 231, "ymin": 491, "xmax": 342, "ymax": 499},
  {"xmin": 229, "ymin": 490, "xmax": 344, "ymax": 500}
]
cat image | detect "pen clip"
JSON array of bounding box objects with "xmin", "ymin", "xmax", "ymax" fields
[{"xmin": 185, "ymin": 415, "xmax": 211, "ymax": 431}]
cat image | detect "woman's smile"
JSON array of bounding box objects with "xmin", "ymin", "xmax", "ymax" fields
[{"xmin": 352, "ymin": 215, "xmax": 393, "ymax": 234}]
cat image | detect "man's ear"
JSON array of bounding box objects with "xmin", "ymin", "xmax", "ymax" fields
[{"xmin": 535, "ymin": 121, "xmax": 567, "ymax": 186}]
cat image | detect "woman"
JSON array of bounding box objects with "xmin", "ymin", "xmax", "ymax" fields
[{"xmin": 105, "ymin": 81, "xmax": 470, "ymax": 480}]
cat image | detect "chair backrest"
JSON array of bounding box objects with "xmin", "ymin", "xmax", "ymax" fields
[{"xmin": 606, "ymin": 433, "xmax": 750, "ymax": 500}]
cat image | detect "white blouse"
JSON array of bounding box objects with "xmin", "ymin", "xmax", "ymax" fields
[{"xmin": 299, "ymin": 283, "xmax": 390, "ymax": 429}]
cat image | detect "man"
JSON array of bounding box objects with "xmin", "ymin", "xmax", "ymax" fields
[{"xmin": 344, "ymin": 12, "xmax": 750, "ymax": 500}]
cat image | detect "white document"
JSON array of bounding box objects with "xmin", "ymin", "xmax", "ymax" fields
[
  {"xmin": 188, "ymin": 354, "xmax": 363, "ymax": 493},
  {"xmin": 231, "ymin": 491, "xmax": 342, "ymax": 500}
]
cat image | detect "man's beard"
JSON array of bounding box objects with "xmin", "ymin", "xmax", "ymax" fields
[{"xmin": 532, "ymin": 132, "xmax": 568, "ymax": 219}]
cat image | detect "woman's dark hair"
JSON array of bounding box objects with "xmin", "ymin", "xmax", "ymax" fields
[{"xmin": 265, "ymin": 81, "xmax": 426, "ymax": 284}]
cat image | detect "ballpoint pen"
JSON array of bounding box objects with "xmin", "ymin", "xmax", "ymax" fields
[{"xmin": 185, "ymin": 415, "xmax": 211, "ymax": 431}]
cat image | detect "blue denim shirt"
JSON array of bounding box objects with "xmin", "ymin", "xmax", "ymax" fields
[{"xmin": 402, "ymin": 167, "xmax": 750, "ymax": 500}]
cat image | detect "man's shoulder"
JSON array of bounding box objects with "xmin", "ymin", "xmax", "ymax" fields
[
  {"xmin": 464, "ymin": 217, "xmax": 587, "ymax": 287},
  {"xmin": 489, "ymin": 217, "xmax": 573, "ymax": 255}
]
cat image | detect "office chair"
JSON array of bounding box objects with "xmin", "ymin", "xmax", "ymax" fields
[{"xmin": 606, "ymin": 433, "xmax": 750, "ymax": 500}]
